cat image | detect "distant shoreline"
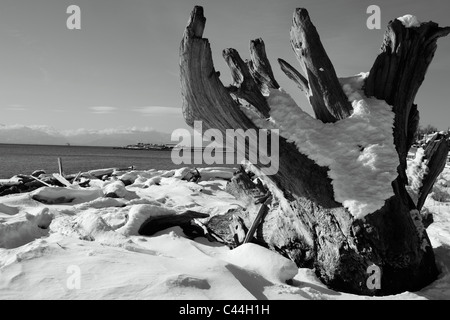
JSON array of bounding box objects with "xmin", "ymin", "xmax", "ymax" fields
[
  {"xmin": 0, "ymin": 143, "xmax": 236, "ymax": 180},
  {"xmin": 0, "ymin": 142, "xmax": 171, "ymax": 149},
  {"xmin": 0, "ymin": 143, "xmax": 236, "ymax": 152}
]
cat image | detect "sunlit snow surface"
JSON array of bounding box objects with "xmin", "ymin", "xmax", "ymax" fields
[{"xmin": 0, "ymin": 163, "xmax": 449, "ymax": 299}]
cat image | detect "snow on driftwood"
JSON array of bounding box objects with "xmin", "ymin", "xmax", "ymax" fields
[
  {"xmin": 397, "ymin": 14, "xmax": 421, "ymax": 28},
  {"xmin": 245, "ymin": 72, "xmax": 398, "ymax": 218},
  {"xmin": 31, "ymin": 187, "xmax": 104, "ymax": 205},
  {"xmin": 407, "ymin": 148, "xmax": 429, "ymax": 204},
  {"xmin": 0, "ymin": 177, "xmax": 22, "ymax": 187}
]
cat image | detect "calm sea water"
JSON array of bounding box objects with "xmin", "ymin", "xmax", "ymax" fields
[{"xmin": 0, "ymin": 144, "xmax": 234, "ymax": 179}]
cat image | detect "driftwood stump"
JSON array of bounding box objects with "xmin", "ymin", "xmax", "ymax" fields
[{"xmin": 179, "ymin": 6, "xmax": 450, "ymax": 295}]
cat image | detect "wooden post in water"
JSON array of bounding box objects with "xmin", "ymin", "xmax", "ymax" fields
[{"xmin": 57, "ymin": 157, "xmax": 64, "ymax": 177}]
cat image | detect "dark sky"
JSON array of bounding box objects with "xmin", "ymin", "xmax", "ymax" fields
[{"xmin": 1, "ymin": 0, "xmax": 449, "ymax": 134}]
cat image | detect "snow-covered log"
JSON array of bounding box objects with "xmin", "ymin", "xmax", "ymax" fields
[
  {"xmin": 138, "ymin": 210, "xmax": 209, "ymax": 236},
  {"xmin": 179, "ymin": 6, "xmax": 449, "ymax": 295}
]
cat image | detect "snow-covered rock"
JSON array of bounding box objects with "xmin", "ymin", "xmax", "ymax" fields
[
  {"xmin": 103, "ymin": 181, "xmax": 138, "ymax": 200},
  {"xmin": 220, "ymin": 243, "xmax": 298, "ymax": 283}
]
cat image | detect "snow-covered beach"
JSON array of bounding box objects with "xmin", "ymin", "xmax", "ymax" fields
[
  {"xmin": 0, "ymin": 0, "xmax": 449, "ymax": 303},
  {"xmin": 1, "ymin": 161, "xmax": 449, "ymax": 300}
]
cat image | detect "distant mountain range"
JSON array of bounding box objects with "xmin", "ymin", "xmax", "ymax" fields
[{"xmin": 0, "ymin": 124, "xmax": 173, "ymax": 147}]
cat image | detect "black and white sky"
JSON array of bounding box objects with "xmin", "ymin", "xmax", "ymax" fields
[{"xmin": 1, "ymin": 0, "xmax": 449, "ymax": 137}]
